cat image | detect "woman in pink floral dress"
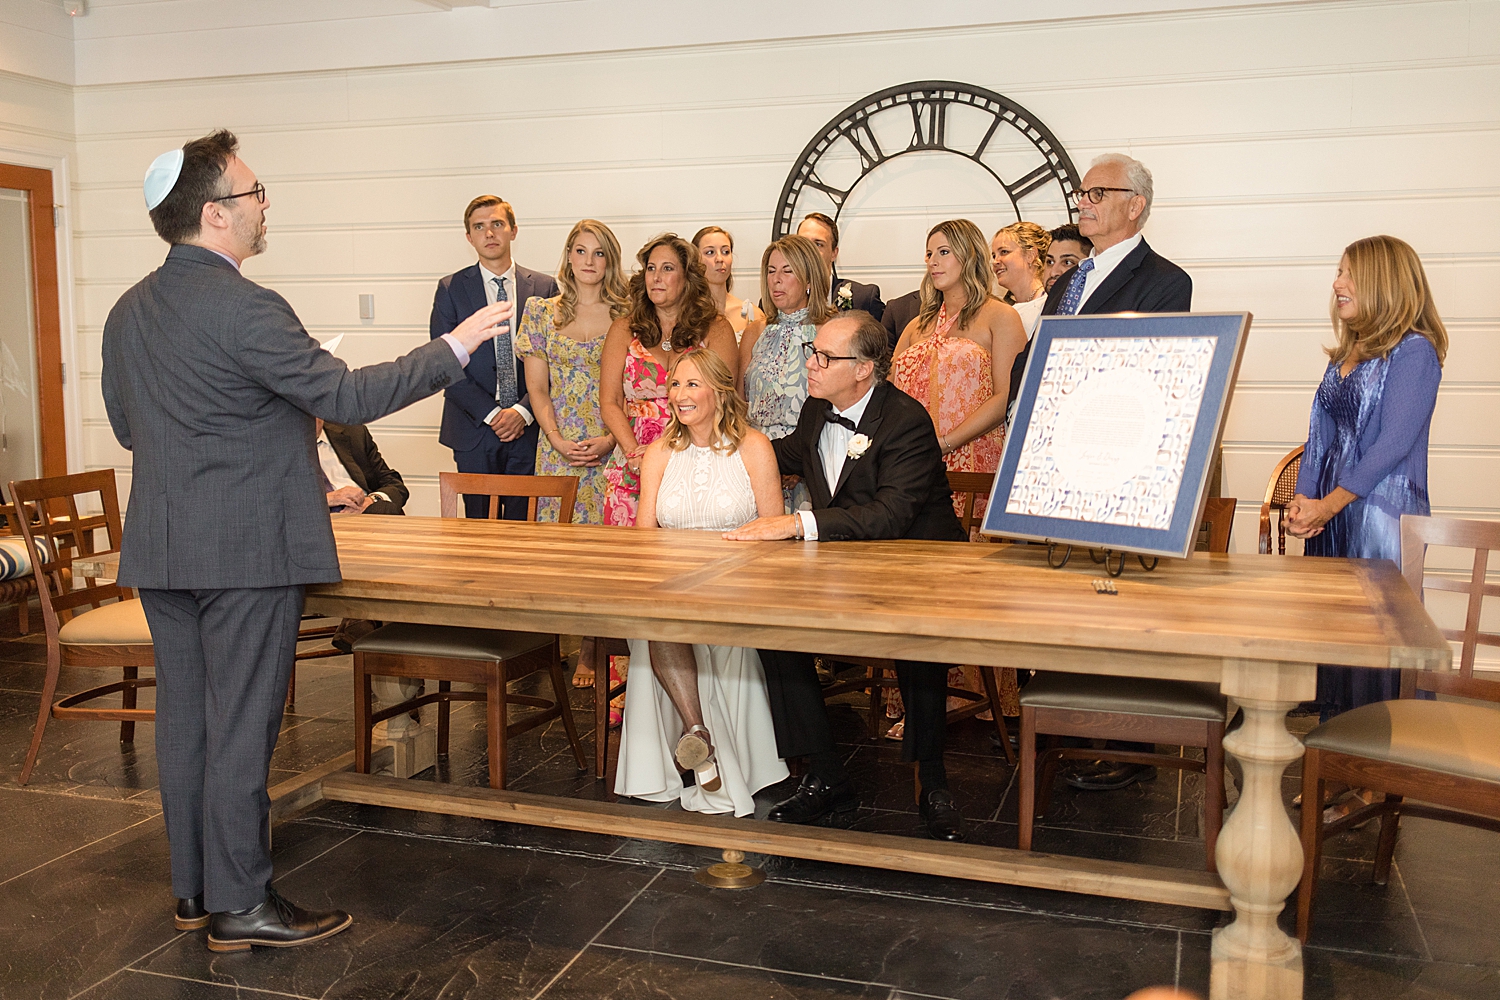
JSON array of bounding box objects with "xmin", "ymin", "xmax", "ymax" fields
[{"xmin": 600, "ymin": 233, "xmax": 740, "ymax": 526}]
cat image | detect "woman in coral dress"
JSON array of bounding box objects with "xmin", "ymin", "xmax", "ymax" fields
[{"xmin": 888, "ymin": 219, "xmax": 1028, "ymax": 734}]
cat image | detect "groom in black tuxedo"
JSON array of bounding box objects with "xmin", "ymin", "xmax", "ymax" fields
[{"xmin": 725, "ymin": 311, "xmax": 967, "ymax": 841}]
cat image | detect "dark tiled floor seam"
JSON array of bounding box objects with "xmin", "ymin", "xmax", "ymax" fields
[
  {"xmin": 530, "ymin": 868, "xmax": 668, "ymax": 999},
  {"xmin": 584, "ymin": 944, "xmax": 963, "ymax": 1000}
]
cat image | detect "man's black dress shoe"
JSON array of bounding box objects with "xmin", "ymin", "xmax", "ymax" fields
[
  {"xmin": 206, "ymin": 888, "xmax": 352, "ymax": 953},
  {"xmin": 1065, "ymin": 762, "xmax": 1158, "ymax": 791},
  {"xmin": 920, "ymin": 789, "xmax": 965, "ymax": 842},
  {"xmin": 174, "ymin": 895, "xmax": 209, "ymax": 932},
  {"xmin": 767, "ymin": 774, "xmax": 857, "ymax": 828}
]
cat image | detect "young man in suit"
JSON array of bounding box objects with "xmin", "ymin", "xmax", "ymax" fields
[
  {"xmin": 102, "ymin": 131, "xmax": 512, "ymax": 951},
  {"xmin": 430, "ymin": 196, "xmax": 560, "ymax": 519},
  {"xmin": 798, "ymin": 213, "xmax": 885, "ymax": 322},
  {"xmin": 725, "ymin": 312, "xmax": 968, "ymax": 841},
  {"xmin": 317, "ymin": 419, "xmax": 408, "ymax": 515},
  {"xmin": 1043, "ymin": 223, "xmax": 1092, "ymax": 293},
  {"xmin": 1036, "ymin": 153, "xmax": 1193, "ymax": 793}
]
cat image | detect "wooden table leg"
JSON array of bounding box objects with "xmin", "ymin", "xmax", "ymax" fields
[{"xmin": 1210, "ymin": 659, "xmax": 1316, "ymax": 1000}]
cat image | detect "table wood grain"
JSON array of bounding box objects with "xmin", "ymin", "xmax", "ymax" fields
[{"xmin": 306, "ymin": 515, "xmax": 1449, "ymax": 677}]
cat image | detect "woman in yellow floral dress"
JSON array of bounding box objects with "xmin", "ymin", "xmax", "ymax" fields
[{"xmin": 517, "ymin": 219, "xmax": 628, "ymax": 524}]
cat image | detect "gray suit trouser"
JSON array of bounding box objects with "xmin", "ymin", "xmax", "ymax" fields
[{"xmin": 139, "ymin": 585, "xmax": 305, "ymax": 913}]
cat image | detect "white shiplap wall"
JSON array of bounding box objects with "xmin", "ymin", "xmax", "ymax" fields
[{"xmin": 10, "ymin": 0, "xmax": 1500, "ymax": 647}]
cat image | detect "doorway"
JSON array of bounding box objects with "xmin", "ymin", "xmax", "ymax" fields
[{"xmin": 0, "ymin": 163, "xmax": 65, "ymax": 485}]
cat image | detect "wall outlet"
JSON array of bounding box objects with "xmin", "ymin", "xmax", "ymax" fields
[{"xmin": 359, "ymin": 293, "xmax": 375, "ymax": 323}]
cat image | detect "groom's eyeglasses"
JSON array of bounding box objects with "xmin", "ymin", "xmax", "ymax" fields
[
  {"xmin": 802, "ymin": 342, "xmax": 859, "ymax": 369},
  {"xmin": 215, "ymin": 182, "xmax": 266, "ymax": 205}
]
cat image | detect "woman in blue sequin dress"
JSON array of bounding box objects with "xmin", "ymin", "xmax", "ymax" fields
[
  {"xmin": 1288, "ymin": 235, "xmax": 1447, "ymax": 719},
  {"xmin": 739, "ymin": 234, "xmax": 837, "ymax": 513}
]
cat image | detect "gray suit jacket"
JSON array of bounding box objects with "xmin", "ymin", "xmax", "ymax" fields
[{"xmin": 101, "ymin": 244, "xmax": 464, "ymax": 589}]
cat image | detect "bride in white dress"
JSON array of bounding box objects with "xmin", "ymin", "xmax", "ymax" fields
[{"xmin": 613, "ymin": 349, "xmax": 789, "ymax": 816}]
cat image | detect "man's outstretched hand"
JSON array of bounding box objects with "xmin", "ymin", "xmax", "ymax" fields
[{"xmin": 449, "ymin": 301, "xmax": 515, "ymax": 355}]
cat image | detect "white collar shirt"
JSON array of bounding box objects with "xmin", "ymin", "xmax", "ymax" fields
[
  {"xmin": 1077, "ymin": 231, "xmax": 1143, "ymax": 311},
  {"xmin": 796, "ymin": 382, "xmax": 877, "ymax": 541},
  {"xmin": 316, "ymin": 429, "xmax": 393, "ymax": 506},
  {"xmin": 316, "ymin": 429, "xmax": 358, "ymax": 492}
]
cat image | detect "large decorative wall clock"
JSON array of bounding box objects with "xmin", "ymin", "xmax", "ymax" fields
[{"xmin": 773, "ymin": 81, "xmax": 1080, "ymax": 240}]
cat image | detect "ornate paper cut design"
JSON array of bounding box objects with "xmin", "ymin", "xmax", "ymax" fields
[{"xmin": 1004, "ymin": 336, "xmax": 1217, "ymax": 530}]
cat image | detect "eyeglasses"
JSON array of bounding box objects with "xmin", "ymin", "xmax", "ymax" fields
[
  {"xmin": 802, "ymin": 342, "xmax": 859, "ymax": 369},
  {"xmin": 1072, "ymin": 186, "xmax": 1136, "ymax": 205},
  {"xmin": 215, "ymin": 182, "xmax": 266, "ymax": 205}
]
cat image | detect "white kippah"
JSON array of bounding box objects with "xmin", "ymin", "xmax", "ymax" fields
[{"xmin": 143, "ymin": 148, "xmax": 184, "ymax": 211}]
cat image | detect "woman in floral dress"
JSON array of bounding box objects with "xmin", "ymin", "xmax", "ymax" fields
[
  {"xmin": 600, "ymin": 233, "xmax": 740, "ymax": 526},
  {"xmin": 740, "ymin": 234, "xmax": 836, "ymax": 513},
  {"xmin": 516, "ymin": 219, "xmax": 628, "ymax": 524},
  {"xmin": 887, "ymin": 219, "xmax": 1028, "ymax": 735}
]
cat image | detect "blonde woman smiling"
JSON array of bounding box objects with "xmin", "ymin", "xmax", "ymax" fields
[{"xmin": 614, "ymin": 349, "xmax": 787, "ymax": 817}]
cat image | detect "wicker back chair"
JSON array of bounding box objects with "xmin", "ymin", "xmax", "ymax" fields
[{"xmin": 1258, "ymin": 445, "xmax": 1304, "ymax": 554}]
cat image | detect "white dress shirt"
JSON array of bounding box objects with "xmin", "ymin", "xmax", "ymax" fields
[
  {"xmin": 478, "ymin": 260, "xmax": 534, "ymax": 427},
  {"xmin": 1076, "ymin": 231, "xmax": 1143, "ymax": 312},
  {"xmin": 316, "ymin": 429, "xmax": 391, "ymax": 505},
  {"xmin": 796, "ymin": 382, "xmax": 877, "ymax": 541}
]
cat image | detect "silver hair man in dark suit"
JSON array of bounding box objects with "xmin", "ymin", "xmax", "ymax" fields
[{"xmin": 101, "ymin": 130, "xmax": 511, "ymax": 953}]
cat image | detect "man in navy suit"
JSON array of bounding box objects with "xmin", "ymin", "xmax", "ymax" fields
[
  {"xmin": 1036, "ymin": 152, "xmax": 1193, "ymax": 794},
  {"xmin": 798, "ymin": 213, "xmax": 885, "ymax": 321},
  {"xmin": 430, "ymin": 195, "xmax": 560, "ymax": 519}
]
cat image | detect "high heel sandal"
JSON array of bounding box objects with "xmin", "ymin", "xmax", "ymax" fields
[{"xmin": 674, "ymin": 725, "xmax": 722, "ymax": 793}]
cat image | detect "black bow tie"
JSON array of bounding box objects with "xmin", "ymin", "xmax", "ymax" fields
[{"xmin": 824, "ymin": 411, "xmax": 857, "ymax": 431}]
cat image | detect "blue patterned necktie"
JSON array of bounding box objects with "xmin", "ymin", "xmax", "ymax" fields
[
  {"xmin": 1058, "ymin": 257, "xmax": 1095, "ymax": 316},
  {"xmin": 491, "ymin": 276, "xmax": 518, "ymax": 408}
]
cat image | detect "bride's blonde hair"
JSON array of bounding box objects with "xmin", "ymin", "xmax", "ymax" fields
[{"xmin": 660, "ymin": 349, "xmax": 749, "ymax": 455}]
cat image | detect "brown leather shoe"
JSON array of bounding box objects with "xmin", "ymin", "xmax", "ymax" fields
[
  {"xmin": 206, "ymin": 888, "xmax": 352, "ymax": 953},
  {"xmin": 174, "ymin": 895, "xmax": 209, "ymax": 931}
]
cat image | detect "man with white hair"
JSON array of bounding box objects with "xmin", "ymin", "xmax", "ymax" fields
[
  {"xmin": 1034, "ymin": 152, "xmax": 1193, "ymax": 793},
  {"xmin": 1041, "ymin": 152, "xmax": 1191, "ymax": 317}
]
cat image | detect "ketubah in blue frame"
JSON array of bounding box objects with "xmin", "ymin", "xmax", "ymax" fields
[{"xmin": 981, "ymin": 313, "xmax": 1251, "ymax": 559}]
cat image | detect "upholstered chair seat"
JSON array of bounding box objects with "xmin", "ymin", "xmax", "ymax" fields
[
  {"xmin": 1020, "ymin": 674, "xmax": 1228, "ymax": 722},
  {"xmin": 58, "ymin": 598, "xmax": 153, "ymax": 646},
  {"xmin": 353, "ymin": 623, "xmax": 554, "ymax": 663},
  {"xmin": 1304, "ymin": 700, "xmax": 1500, "ymax": 784}
]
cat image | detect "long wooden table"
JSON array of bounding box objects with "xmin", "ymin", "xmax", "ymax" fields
[{"xmin": 295, "ymin": 515, "xmax": 1448, "ymax": 1000}]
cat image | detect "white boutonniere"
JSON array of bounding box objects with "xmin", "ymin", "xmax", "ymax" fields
[
  {"xmin": 846, "ymin": 433, "xmax": 872, "ymax": 460},
  {"xmin": 836, "ymin": 282, "xmax": 853, "ymax": 309}
]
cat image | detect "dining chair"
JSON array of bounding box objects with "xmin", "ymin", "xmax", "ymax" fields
[
  {"xmin": 1258, "ymin": 445, "xmax": 1304, "ymax": 555},
  {"xmin": 1018, "ymin": 496, "xmax": 1239, "ymax": 872},
  {"xmin": 352, "ymin": 472, "xmax": 586, "ymax": 789},
  {"xmin": 1295, "ymin": 513, "xmax": 1500, "ymax": 942},
  {"xmin": 0, "ymin": 490, "xmax": 39, "ymax": 634},
  {"xmin": 12, "ymin": 470, "xmax": 154, "ymax": 786},
  {"xmin": 820, "ymin": 470, "xmax": 1018, "ymax": 764}
]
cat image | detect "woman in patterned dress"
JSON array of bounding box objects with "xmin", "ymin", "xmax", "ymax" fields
[
  {"xmin": 600, "ymin": 233, "xmax": 739, "ymax": 527},
  {"xmin": 887, "ymin": 219, "xmax": 1028, "ymax": 735},
  {"xmin": 1288, "ymin": 235, "xmax": 1446, "ymax": 721},
  {"xmin": 740, "ymin": 234, "xmax": 836, "ymax": 513},
  {"xmin": 517, "ymin": 219, "xmax": 628, "ymax": 525},
  {"xmin": 694, "ymin": 226, "xmax": 764, "ymax": 345}
]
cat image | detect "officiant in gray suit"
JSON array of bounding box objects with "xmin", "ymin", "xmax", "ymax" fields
[{"xmin": 101, "ymin": 130, "xmax": 512, "ymax": 954}]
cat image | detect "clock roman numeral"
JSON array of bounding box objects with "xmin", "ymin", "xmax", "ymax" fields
[
  {"xmin": 1005, "ymin": 163, "xmax": 1056, "ymax": 202},
  {"xmin": 802, "ymin": 171, "xmax": 849, "ymax": 209},
  {"xmin": 908, "ymin": 99, "xmax": 946, "ymax": 150},
  {"xmin": 842, "ymin": 119, "xmax": 885, "ymax": 170}
]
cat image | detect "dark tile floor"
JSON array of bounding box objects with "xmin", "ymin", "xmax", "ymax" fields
[{"xmin": 1, "ymin": 615, "xmax": 1496, "ymax": 1000}]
